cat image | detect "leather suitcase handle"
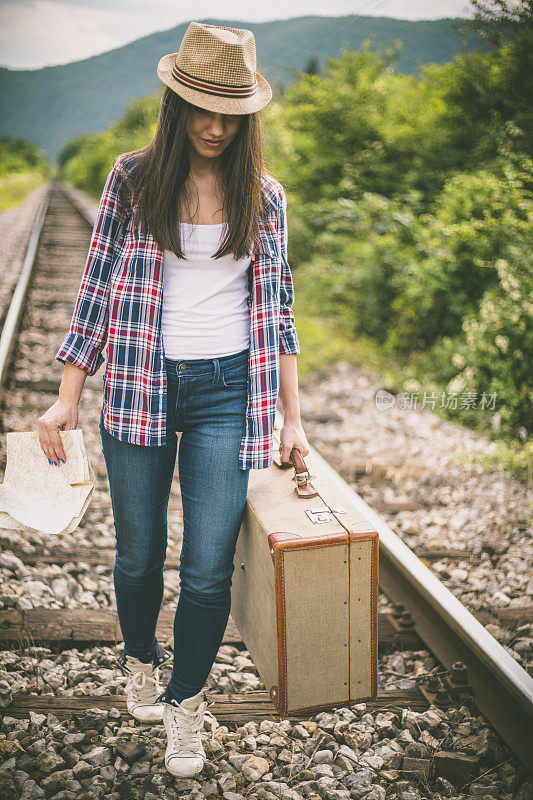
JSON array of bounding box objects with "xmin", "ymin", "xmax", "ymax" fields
[{"xmin": 278, "ymin": 446, "xmax": 318, "ymax": 498}]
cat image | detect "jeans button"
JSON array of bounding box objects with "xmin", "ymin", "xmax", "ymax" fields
[{"xmin": 179, "ymin": 363, "xmax": 187, "ymax": 371}]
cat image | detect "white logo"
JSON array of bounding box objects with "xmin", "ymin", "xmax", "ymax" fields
[{"xmin": 375, "ymin": 388, "xmax": 395, "ymax": 412}]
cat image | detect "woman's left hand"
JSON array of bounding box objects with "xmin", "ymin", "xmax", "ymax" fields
[{"xmin": 279, "ymin": 419, "xmax": 310, "ymax": 465}]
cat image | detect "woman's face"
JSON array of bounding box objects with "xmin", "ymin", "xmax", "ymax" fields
[{"xmin": 186, "ymin": 105, "xmax": 242, "ymax": 160}]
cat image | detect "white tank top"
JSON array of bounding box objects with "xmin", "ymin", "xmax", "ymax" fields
[{"xmin": 161, "ymin": 222, "xmax": 252, "ymax": 359}]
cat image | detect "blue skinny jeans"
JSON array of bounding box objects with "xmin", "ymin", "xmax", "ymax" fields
[{"xmin": 99, "ymin": 347, "xmax": 250, "ymax": 702}]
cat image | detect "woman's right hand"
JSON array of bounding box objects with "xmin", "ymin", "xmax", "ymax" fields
[{"xmin": 38, "ymin": 397, "xmax": 78, "ymax": 466}]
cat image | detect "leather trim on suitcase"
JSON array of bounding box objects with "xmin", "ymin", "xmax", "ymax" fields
[{"xmin": 268, "ymin": 522, "xmax": 379, "ymax": 715}]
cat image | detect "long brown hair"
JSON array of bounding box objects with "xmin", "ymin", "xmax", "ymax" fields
[{"xmin": 115, "ymin": 87, "xmax": 271, "ymax": 260}]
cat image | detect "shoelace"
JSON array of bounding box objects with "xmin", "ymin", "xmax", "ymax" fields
[
  {"xmin": 125, "ymin": 666, "xmax": 160, "ymax": 704},
  {"xmin": 168, "ymin": 699, "xmax": 219, "ymax": 751}
]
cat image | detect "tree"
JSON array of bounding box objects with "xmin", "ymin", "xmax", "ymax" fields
[
  {"xmin": 445, "ymin": 0, "xmax": 533, "ymax": 158},
  {"xmin": 303, "ymin": 56, "xmax": 320, "ymax": 75},
  {"xmin": 464, "ymin": 0, "xmax": 533, "ymax": 47}
]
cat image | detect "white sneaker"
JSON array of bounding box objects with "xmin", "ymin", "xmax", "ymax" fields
[
  {"xmin": 116, "ymin": 644, "xmax": 172, "ymax": 723},
  {"xmin": 155, "ymin": 687, "xmax": 219, "ymax": 777}
]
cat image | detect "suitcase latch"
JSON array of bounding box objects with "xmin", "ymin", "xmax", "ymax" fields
[
  {"xmin": 306, "ymin": 505, "xmax": 347, "ymax": 523},
  {"xmin": 293, "ymin": 470, "xmax": 318, "ymax": 497}
]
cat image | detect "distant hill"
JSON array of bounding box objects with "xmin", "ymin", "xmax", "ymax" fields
[{"xmin": 0, "ymin": 15, "xmax": 485, "ymax": 163}]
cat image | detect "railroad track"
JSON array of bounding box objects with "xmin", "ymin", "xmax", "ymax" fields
[{"xmin": 0, "ymin": 180, "xmax": 532, "ymax": 779}]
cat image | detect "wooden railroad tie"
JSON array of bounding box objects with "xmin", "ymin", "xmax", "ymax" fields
[
  {"xmin": 2, "ymin": 689, "xmax": 429, "ymax": 723},
  {"xmin": 0, "ymin": 608, "xmax": 422, "ymax": 653}
]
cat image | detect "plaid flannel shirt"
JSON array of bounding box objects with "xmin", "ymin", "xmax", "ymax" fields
[{"xmin": 56, "ymin": 154, "xmax": 300, "ymax": 469}]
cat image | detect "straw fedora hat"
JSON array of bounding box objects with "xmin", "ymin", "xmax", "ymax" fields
[{"xmin": 157, "ymin": 21, "xmax": 272, "ymax": 115}]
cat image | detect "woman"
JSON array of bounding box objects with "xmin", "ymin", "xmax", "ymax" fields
[{"xmin": 38, "ymin": 21, "xmax": 309, "ymax": 778}]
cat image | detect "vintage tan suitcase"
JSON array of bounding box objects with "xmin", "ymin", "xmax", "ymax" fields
[{"xmin": 230, "ymin": 424, "xmax": 379, "ymax": 715}]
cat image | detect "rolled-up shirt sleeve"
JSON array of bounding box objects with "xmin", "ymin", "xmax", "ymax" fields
[
  {"xmin": 55, "ymin": 157, "xmax": 127, "ymax": 376},
  {"xmin": 277, "ymin": 186, "xmax": 301, "ymax": 356}
]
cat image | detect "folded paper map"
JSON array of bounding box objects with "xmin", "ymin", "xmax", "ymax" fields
[{"xmin": 0, "ymin": 429, "xmax": 96, "ymax": 535}]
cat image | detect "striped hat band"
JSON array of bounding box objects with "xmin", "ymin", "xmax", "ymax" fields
[{"xmin": 171, "ymin": 64, "xmax": 258, "ymax": 98}]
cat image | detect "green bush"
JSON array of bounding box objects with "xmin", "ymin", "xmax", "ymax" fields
[
  {"xmin": 295, "ymin": 186, "xmax": 416, "ymax": 344},
  {"xmin": 448, "ymin": 247, "xmax": 533, "ymax": 433},
  {"xmin": 0, "ymin": 136, "xmax": 49, "ymax": 178},
  {"xmin": 57, "ymin": 94, "xmax": 161, "ymax": 198},
  {"xmin": 388, "ymin": 154, "xmax": 532, "ymax": 351}
]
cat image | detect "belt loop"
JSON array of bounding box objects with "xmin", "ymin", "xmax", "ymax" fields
[{"xmin": 212, "ymin": 357, "xmax": 221, "ymax": 387}]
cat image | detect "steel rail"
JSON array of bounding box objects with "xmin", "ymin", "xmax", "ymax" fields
[
  {"xmin": 275, "ymin": 410, "xmax": 533, "ymax": 769},
  {"xmin": 0, "ymin": 184, "xmax": 53, "ymax": 387},
  {"xmin": 58, "ymin": 181, "xmax": 95, "ymax": 227}
]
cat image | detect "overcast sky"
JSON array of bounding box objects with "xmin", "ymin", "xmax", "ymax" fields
[{"xmin": 0, "ymin": 0, "xmax": 476, "ymax": 70}]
